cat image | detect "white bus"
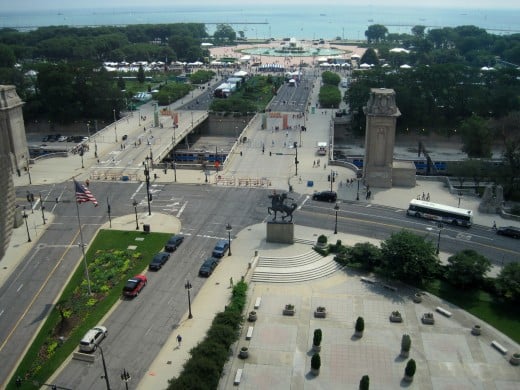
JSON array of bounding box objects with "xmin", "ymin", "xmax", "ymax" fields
[
  {"xmin": 407, "ymin": 199, "xmax": 473, "ymax": 227},
  {"xmin": 317, "ymin": 142, "xmax": 327, "ymax": 156}
]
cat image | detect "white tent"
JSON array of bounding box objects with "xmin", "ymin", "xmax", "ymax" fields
[
  {"xmin": 400, "ymin": 64, "xmax": 412, "ymax": 69},
  {"xmin": 389, "ymin": 48, "xmax": 410, "ymax": 54},
  {"xmin": 351, "ymin": 54, "xmax": 361, "ymax": 59},
  {"xmin": 359, "ymin": 63, "xmax": 371, "ymax": 69}
]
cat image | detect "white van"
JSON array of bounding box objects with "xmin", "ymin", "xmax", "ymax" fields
[{"xmin": 79, "ymin": 325, "xmax": 107, "ymax": 352}]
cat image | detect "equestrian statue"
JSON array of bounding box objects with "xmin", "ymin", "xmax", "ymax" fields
[{"xmin": 268, "ymin": 191, "xmax": 297, "ymax": 222}]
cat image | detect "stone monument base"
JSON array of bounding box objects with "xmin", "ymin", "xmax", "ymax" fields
[{"xmin": 266, "ymin": 222, "xmax": 294, "ymax": 244}]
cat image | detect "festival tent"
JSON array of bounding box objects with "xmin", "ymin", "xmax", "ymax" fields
[
  {"xmin": 351, "ymin": 54, "xmax": 361, "ymax": 59},
  {"xmin": 400, "ymin": 64, "xmax": 412, "ymax": 69},
  {"xmin": 359, "ymin": 63, "xmax": 371, "ymax": 68},
  {"xmin": 389, "ymin": 48, "xmax": 410, "ymax": 54}
]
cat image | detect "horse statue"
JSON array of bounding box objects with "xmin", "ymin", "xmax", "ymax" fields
[{"xmin": 268, "ymin": 192, "xmax": 297, "ymax": 222}]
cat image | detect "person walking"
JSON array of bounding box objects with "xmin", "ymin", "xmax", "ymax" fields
[{"xmin": 177, "ymin": 334, "xmax": 182, "ymax": 347}]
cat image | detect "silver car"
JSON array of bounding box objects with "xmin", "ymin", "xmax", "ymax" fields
[{"xmin": 79, "ymin": 325, "xmax": 107, "ymax": 352}]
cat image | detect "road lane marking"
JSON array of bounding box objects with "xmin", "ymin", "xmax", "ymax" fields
[
  {"xmin": 176, "ymin": 201, "xmax": 187, "ymax": 218},
  {"xmin": 16, "ymin": 284, "xmax": 23, "ymax": 293},
  {"xmin": 0, "ymin": 229, "xmax": 81, "ymax": 354}
]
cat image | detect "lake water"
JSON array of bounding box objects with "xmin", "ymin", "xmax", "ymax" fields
[{"xmin": 1, "ymin": 5, "xmax": 519, "ymax": 39}]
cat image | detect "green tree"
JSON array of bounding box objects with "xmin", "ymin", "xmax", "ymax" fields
[
  {"xmin": 318, "ymin": 84, "xmax": 341, "ymax": 108},
  {"xmin": 380, "ymin": 230, "xmax": 439, "ymax": 285},
  {"xmin": 460, "ymin": 114, "xmax": 493, "ymax": 158},
  {"xmin": 365, "ymin": 24, "xmax": 388, "ymax": 43},
  {"xmin": 359, "ymin": 375, "xmax": 370, "ymax": 390},
  {"xmin": 137, "ymin": 64, "xmax": 145, "ymax": 84},
  {"xmin": 495, "ymin": 262, "xmax": 520, "ymax": 303},
  {"xmin": 0, "ymin": 43, "xmax": 16, "ymax": 67},
  {"xmin": 214, "ymin": 24, "xmax": 236, "ymax": 43},
  {"xmin": 445, "ymin": 250, "xmax": 491, "ymax": 289},
  {"xmin": 117, "ymin": 76, "xmax": 125, "ymax": 91},
  {"xmin": 321, "ymin": 71, "xmax": 340, "ymax": 86},
  {"xmin": 360, "ymin": 47, "xmax": 379, "ymax": 65},
  {"xmin": 411, "ymin": 25, "xmax": 426, "ymax": 38},
  {"xmin": 349, "ymin": 242, "xmax": 381, "ymax": 270}
]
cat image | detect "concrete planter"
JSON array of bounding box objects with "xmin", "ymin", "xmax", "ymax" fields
[
  {"xmin": 314, "ymin": 307, "xmax": 327, "ymax": 318},
  {"xmin": 413, "ymin": 293, "xmax": 422, "ymax": 303},
  {"xmin": 403, "ymin": 374, "xmax": 414, "ymax": 383},
  {"xmin": 510, "ymin": 353, "xmax": 520, "ymax": 366},
  {"xmin": 239, "ymin": 347, "xmax": 249, "ymax": 359},
  {"xmin": 311, "ymin": 367, "xmax": 320, "ymax": 376},
  {"xmin": 248, "ymin": 311, "xmax": 257, "ymax": 322},
  {"xmin": 355, "ymin": 330, "xmax": 364, "ymax": 338},
  {"xmin": 400, "ymin": 349, "xmax": 410, "ymax": 358},
  {"xmin": 471, "ymin": 325, "xmax": 481, "ymax": 336},
  {"xmin": 312, "ymin": 344, "xmax": 321, "ymax": 353},
  {"xmin": 390, "ymin": 312, "xmax": 403, "ymax": 323},
  {"xmin": 283, "ymin": 305, "xmax": 295, "ymax": 316},
  {"xmin": 421, "ymin": 313, "xmax": 435, "ymax": 325}
]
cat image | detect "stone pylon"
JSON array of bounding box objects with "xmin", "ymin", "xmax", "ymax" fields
[
  {"xmin": 363, "ymin": 88, "xmax": 401, "ymax": 188},
  {"xmin": 0, "ymin": 85, "xmax": 27, "ymax": 260}
]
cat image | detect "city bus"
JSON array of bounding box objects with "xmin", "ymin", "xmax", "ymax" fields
[
  {"xmin": 406, "ymin": 199, "xmax": 473, "ymax": 227},
  {"xmin": 317, "ymin": 142, "xmax": 327, "ymax": 156}
]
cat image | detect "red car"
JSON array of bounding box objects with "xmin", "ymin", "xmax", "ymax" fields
[{"xmin": 123, "ymin": 274, "xmax": 147, "ymax": 298}]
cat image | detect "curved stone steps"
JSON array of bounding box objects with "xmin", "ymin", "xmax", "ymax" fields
[
  {"xmin": 257, "ymin": 250, "xmax": 324, "ymax": 268},
  {"xmin": 251, "ymin": 255, "xmax": 343, "ymax": 283}
]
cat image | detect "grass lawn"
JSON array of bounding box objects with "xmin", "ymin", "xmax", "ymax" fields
[
  {"xmin": 9, "ymin": 230, "xmax": 171, "ymax": 390},
  {"xmin": 425, "ymin": 279, "xmax": 520, "ymax": 343}
]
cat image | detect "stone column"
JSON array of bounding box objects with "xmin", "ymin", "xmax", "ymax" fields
[{"xmin": 363, "ymin": 88, "xmax": 401, "ymax": 188}]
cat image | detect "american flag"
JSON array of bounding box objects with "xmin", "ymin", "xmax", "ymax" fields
[{"xmin": 74, "ymin": 179, "xmax": 98, "ymax": 206}]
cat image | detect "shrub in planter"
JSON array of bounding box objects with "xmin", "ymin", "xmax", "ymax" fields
[
  {"xmin": 390, "ymin": 310, "xmax": 403, "ymax": 323},
  {"xmin": 311, "ymin": 352, "xmax": 321, "ymax": 375},
  {"xmin": 314, "ymin": 306, "xmax": 327, "ymax": 318},
  {"xmin": 317, "ymin": 235, "xmax": 328, "ymax": 244},
  {"xmin": 355, "ymin": 316, "xmax": 364, "ymax": 336},
  {"xmin": 510, "ymin": 353, "xmax": 520, "ymax": 366},
  {"xmin": 359, "ymin": 375, "xmax": 369, "ymax": 390},
  {"xmin": 239, "ymin": 346, "xmax": 249, "ymax": 359},
  {"xmin": 404, "ymin": 358, "xmax": 416, "ymax": 382},
  {"xmin": 401, "ymin": 334, "xmax": 411, "ymax": 357},
  {"xmin": 313, "ymin": 328, "xmax": 322, "ymax": 351},
  {"xmin": 283, "ymin": 304, "xmax": 295, "ymax": 316}
]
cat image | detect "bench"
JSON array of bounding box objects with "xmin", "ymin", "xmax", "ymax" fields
[
  {"xmin": 234, "ymin": 368, "xmax": 243, "ymax": 385},
  {"xmin": 491, "ymin": 340, "xmax": 508, "ymax": 355},
  {"xmin": 254, "ymin": 297, "xmax": 262, "ymax": 309},
  {"xmin": 383, "ymin": 284, "xmax": 397, "ymax": 292},
  {"xmin": 436, "ymin": 307, "xmax": 452, "ymax": 317},
  {"xmin": 360, "ymin": 277, "xmax": 376, "ymax": 284},
  {"xmin": 246, "ymin": 326, "xmax": 254, "ymax": 340}
]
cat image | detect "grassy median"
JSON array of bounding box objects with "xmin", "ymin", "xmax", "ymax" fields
[{"xmin": 9, "ymin": 230, "xmax": 171, "ymax": 390}]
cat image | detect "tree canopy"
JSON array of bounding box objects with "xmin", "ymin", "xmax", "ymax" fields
[
  {"xmin": 380, "ymin": 230, "xmax": 440, "ymax": 285},
  {"xmin": 445, "ymin": 250, "xmax": 491, "ymax": 289}
]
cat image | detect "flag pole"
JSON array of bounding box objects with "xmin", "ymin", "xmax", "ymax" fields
[{"xmin": 75, "ymin": 199, "xmax": 92, "ymax": 295}]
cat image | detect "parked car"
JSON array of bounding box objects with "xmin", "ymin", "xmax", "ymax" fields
[
  {"xmin": 312, "ymin": 191, "xmax": 337, "ymax": 202},
  {"xmin": 122, "ymin": 134, "xmax": 128, "ymax": 141},
  {"xmin": 198, "ymin": 257, "xmax": 219, "ymax": 277},
  {"xmin": 496, "ymin": 226, "xmax": 520, "ymax": 239},
  {"xmin": 79, "ymin": 325, "xmax": 107, "ymax": 352},
  {"xmin": 123, "ymin": 274, "xmax": 147, "ymax": 297},
  {"xmin": 58, "ymin": 135, "xmax": 68, "ymax": 142},
  {"xmin": 164, "ymin": 235, "xmax": 184, "ymax": 252},
  {"xmin": 212, "ymin": 239, "xmax": 229, "ymax": 258},
  {"xmin": 149, "ymin": 252, "xmax": 170, "ymax": 270}
]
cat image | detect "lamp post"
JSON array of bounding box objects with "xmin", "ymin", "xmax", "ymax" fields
[
  {"xmin": 294, "ymin": 142, "xmax": 298, "ymax": 176},
  {"xmin": 39, "ymin": 193, "xmax": 46, "ymax": 225},
  {"xmin": 436, "ymin": 223, "xmax": 443, "ymax": 255},
  {"xmin": 87, "ymin": 121, "xmax": 91, "ymax": 140},
  {"xmin": 94, "ymin": 140, "xmax": 98, "ymax": 158},
  {"xmin": 173, "ymin": 161, "xmax": 177, "ymax": 182},
  {"xmin": 356, "ymin": 177, "xmax": 360, "ymax": 201},
  {"xmin": 226, "ymin": 223, "xmax": 232, "ymax": 256},
  {"xmin": 334, "ymin": 202, "xmax": 339, "ymax": 234},
  {"xmin": 143, "ymin": 158, "xmax": 152, "ymax": 215},
  {"xmin": 98, "ymin": 346, "xmax": 112, "ymax": 390},
  {"xmin": 120, "ymin": 368, "xmax": 131, "ymax": 390},
  {"xmin": 138, "ymin": 109, "xmax": 141, "ymax": 126},
  {"xmin": 26, "ymin": 155, "xmax": 32, "ymax": 184},
  {"xmin": 185, "ymin": 280, "xmax": 193, "ymax": 319},
  {"xmin": 22, "ymin": 207, "xmax": 31, "ymax": 242},
  {"xmin": 113, "ymin": 109, "xmax": 118, "ymax": 142},
  {"xmin": 132, "ymin": 199, "xmax": 139, "ymax": 230},
  {"xmin": 458, "ymin": 191, "xmax": 463, "ymax": 208}
]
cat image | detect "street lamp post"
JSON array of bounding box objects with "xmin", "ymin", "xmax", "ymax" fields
[
  {"xmin": 98, "ymin": 346, "xmax": 112, "ymax": 390},
  {"xmin": 132, "ymin": 199, "xmax": 139, "ymax": 230},
  {"xmin": 120, "ymin": 368, "xmax": 131, "ymax": 390},
  {"xmin": 458, "ymin": 191, "xmax": 463, "ymax": 208},
  {"xmin": 173, "ymin": 162, "xmax": 177, "ymax": 182},
  {"xmin": 87, "ymin": 121, "xmax": 91, "ymax": 140},
  {"xmin": 226, "ymin": 223, "xmax": 232, "ymax": 256},
  {"xmin": 113, "ymin": 109, "xmax": 118, "ymax": 142},
  {"xmin": 436, "ymin": 223, "xmax": 443, "ymax": 255},
  {"xmin": 22, "ymin": 207, "xmax": 31, "ymax": 242},
  {"xmin": 334, "ymin": 202, "xmax": 339, "ymax": 234},
  {"xmin": 94, "ymin": 140, "xmax": 98, "ymax": 158},
  {"xmin": 185, "ymin": 280, "xmax": 193, "ymax": 319},
  {"xmin": 143, "ymin": 158, "xmax": 152, "ymax": 215},
  {"xmin": 26, "ymin": 155, "xmax": 32, "ymax": 184},
  {"xmin": 356, "ymin": 177, "xmax": 360, "ymax": 201},
  {"xmin": 39, "ymin": 193, "xmax": 46, "ymax": 225}
]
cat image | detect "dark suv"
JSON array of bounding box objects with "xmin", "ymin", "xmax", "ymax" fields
[
  {"xmin": 199, "ymin": 257, "xmax": 219, "ymax": 277},
  {"xmin": 496, "ymin": 226, "xmax": 520, "ymax": 239},
  {"xmin": 164, "ymin": 235, "xmax": 184, "ymax": 252},
  {"xmin": 212, "ymin": 239, "xmax": 229, "ymax": 258},
  {"xmin": 149, "ymin": 252, "xmax": 170, "ymax": 270},
  {"xmin": 312, "ymin": 191, "xmax": 337, "ymax": 202}
]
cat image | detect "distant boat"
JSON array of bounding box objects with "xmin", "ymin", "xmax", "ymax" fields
[
  {"xmin": 368, "ymin": 19, "xmax": 374, "ymax": 22},
  {"xmin": 320, "ymin": 14, "xmax": 326, "ymax": 16}
]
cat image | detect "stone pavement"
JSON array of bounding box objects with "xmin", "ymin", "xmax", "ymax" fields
[{"xmin": 5, "ymin": 71, "xmax": 520, "ymax": 389}]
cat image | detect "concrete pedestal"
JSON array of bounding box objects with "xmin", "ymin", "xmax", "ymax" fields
[{"xmin": 266, "ymin": 222, "xmax": 294, "ymax": 244}]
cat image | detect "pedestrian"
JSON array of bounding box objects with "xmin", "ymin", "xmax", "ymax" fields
[
  {"xmin": 492, "ymin": 221, "xmax": 497, "ymax": 230},
  {"xmin": 229, "ymin": 277, "xmax": 234, "ymax": 288},
  {"xmin": 177, "ymin": 334, "xmax": 182, "ymax": 347},
  {"xmin": 426, "ymin": 192, "xmax": 430, "ymax": 201},
  {"xmin": 313, "ymin": 160, "xmax": 315, "ymax": 167},
  {"xmin": 422, "ymin": 192, "xmax": 425, "ymax": 200}
]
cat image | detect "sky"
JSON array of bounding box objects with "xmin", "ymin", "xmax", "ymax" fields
[{"xmin": 1, "ymin": 0, "xmax": 519, "ymax": 12}]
